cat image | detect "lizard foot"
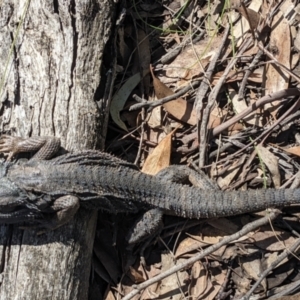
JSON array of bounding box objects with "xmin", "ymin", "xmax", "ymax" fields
[
  {"xmin": 126, "ymin": 208, "xmax": 164, "ymax": 245},
  {"xmin": 45, "ymin": 195, "xmax": 80, "ymax": 230},
  {"xmin": 0, "ymin": 135, "xmax": 22, "ymax": 161},
  {"xmin": 156, "ymin": 165, "xmax": 219, "ymax": 190},
  {"xmin": 21, "ymin": 195, "xmax": 81, "ymax": 232},
  {"xmin": 0, "ymin": 135, "xmax": 61, "ymax": 161}
]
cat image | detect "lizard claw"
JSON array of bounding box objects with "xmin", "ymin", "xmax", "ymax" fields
[{"xmin": 0, "ymin": 135, "xmax": 20, "ymax": 161}]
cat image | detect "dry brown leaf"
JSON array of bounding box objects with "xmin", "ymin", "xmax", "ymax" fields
[
  {"xmin": 144, "ymin": 130, "xmax": 168, "ymax": 156},
  {"xmin": 253, "ymin": 226, "xmax": 298, "ymax": 251},
  {"xmin": 279, "ymin": 0, "xmax": 299, "ymax": 23},
  {"xmin": 233, "ymin": 1, "xmax": 261, "ymax": 38},
  {"xmin": 189, "ymin": 261, "xmax": 208, "ymax": 298},
  {"xmin": 281, "ymin": 146, "xmax": 300, "ymax": 157},
  {"xmin": 207, "ymin": 218, "xmax": 239, "ymax": 235},
  {"xmin": 242, "ymin": 41, "xmax": 260, "ymax": 57},
  {"xmin": 175, "ymin": 224, "xmax": 228, "ymax": 258},
  {"xmin": 140, "ymin": 263, "xmax": 161, "ymax": 300},
  {"xmin": 256, "ymin": 145, "xmax": 281, "ymax": 188},
  {"xmin": 154, "ymin": 68, "xmax": 247, "ymax": 134},
  {"xmin": 276, "ymin": 296, "xmax": 300, "ymax": 300},
  {"xmin": 152, "ymin": 69, "xmax": 243, "ymax": 132},
  {"xmin": 199, "ymin": 278, "xmax": 216, "ymax": 300},
  {"xmin": 264, "ymin": 10, "xmax": 291, "ymax": 118},
  {"xmin": 232, "ymin": 0, "xmax": 262, "ymax": 42},
  {"xmin": 147, "ymin": 101, "xmax": 162, "ymax": 128},
  {"xmin": 204, "ymin": 0, "xmax": 224, "ymax": 36},
  {"xmin": 240, "ymin": 256, "xmax": 267, "ymax": 292},
  {"xmin": 141, "ymin": 128, "xmax": 176, "ymax": 175},
  {"xmin": 104, "ymin": 289, "xmax": 116, "ymax": 300},
  {"xmin": 222, "ymin": 245, "xmax": 239, "ymax": 260},
  {"xmin": 158, "ymin": 254, "xmax": 188, "ymax": 300},
  {"xmin": 217, "ymin": 156, "xmax": 246, "ymax": 189},
  {"xmin": 206, "ymin": 105, "xmax": 243, "ymax": 132},
  {"xmin": 140, "ymin": 289, "xmax": 159, "ymax": 300},
  {"xmin": 209, "ymin": 245, "xmax": 228, "ymax": 259},
  {"xmin": 268, "ymin": 143, "xmax": 300, "ymax": 158},
  {"xmin": 175, "ymin": 236, "xmax": 208, "ymax": 258},
  {"xmin": 242, "ymin": 7, "xmax": 261, "ymax": 31},
  {"xmin": 263, "ymin": 251, "xmax": 289, "ymax": 271},
  {"xmin": 212, "ymin": 68, "xmax": 262, "ymax": 84},
  {"xmin": 231, "ymin": 88, "xmax": 263, "ymax": 126},
  {"xmin": 189, "ymin": 225, "xmax": 225, "ymax": 244},
  {"xmin": 132, "ymin": 29, "xmax": 151, "ymax": 96},
  {"xmin": 205, "ymin": 268, "xmax": 225, "ymax": 300},
  {"xmin": 164, "ymin": 37, "xmax": 220, "ymax": 82},
  {"xmin": 128, "ymin": 266, "xmax": 145, "ymax": 284},
  {"xmin": 151, "ymin": 67, "xmax": 198, "ymax": 125},
  {"xmin": 232, "ymin": 266, "xmax": 251, "ymax": 294}
]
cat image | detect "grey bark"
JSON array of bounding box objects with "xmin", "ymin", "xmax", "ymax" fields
[{"xmin": 0, "ymin": 0, "xmax": 115, "ymax": 299}]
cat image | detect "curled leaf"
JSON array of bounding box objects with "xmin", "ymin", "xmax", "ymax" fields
[{"xmin": 110, "ymin": 71, "xmax": 148, "ymax": 131}]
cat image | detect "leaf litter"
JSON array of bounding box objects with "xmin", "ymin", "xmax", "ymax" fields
[{"xmin": 97, "ymin": 0, "xmax": 300, "ymax": 299}]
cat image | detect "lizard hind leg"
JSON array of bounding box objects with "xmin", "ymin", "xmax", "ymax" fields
[
  {"xmin": 156, "ymin": 165, "xmax": 219, "ymax": 190},
  {"xmin": 125, "ymin": 166, "xmax": 218, "ymax": 257},
  {"xmin": 124, "ymin": 208, "xmax": 164, "ymax": 268},
  {"xmin": 41, "ymin": 195, "xmax": 80, "ymax": 230},
  {"xmin": 126, "ymin": 208, "xmax": 164, "ymax": 245}
]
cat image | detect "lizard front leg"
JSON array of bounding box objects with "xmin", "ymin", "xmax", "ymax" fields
[{"xmin": 0, "ymin": 135, "xmax": 61, "ymax": 161}]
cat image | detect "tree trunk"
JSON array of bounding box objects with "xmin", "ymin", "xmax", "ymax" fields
[{"xmin": 0, "ymin": 1, "xmax": 116, "ymax": 298}]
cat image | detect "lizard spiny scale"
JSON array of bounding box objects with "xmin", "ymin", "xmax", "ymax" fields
[{"xmin": 0, "ymin": 136, "xmax": 299, "ymax": 233}]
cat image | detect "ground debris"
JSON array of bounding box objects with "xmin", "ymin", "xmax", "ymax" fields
[{"xmin": 102, "ymin": 0, "xmax": 300, "ymax": 299}]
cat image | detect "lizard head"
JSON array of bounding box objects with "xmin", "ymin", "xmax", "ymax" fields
[
  {"xmin": 0, "ymin": 175, "xmax": 42, "ymax": 225},
  {"xmin": 0, "ymin": 177, "xmax": 27, "ymax": 210}
]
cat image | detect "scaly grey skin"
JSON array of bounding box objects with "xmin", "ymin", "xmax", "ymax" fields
[{"xmin": 0, "ymin": 135, "xmax": 299, "ymax": 237}]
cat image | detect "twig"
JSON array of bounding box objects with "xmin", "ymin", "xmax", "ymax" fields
[
  {"xmin": 267, "ymin": 280, "xmax": 300, "ymax": 299},
  {"xmin": 239, "ymin": 98, "xmax": 300, "ymax": 182},
  {"xmin": 258, "ymin": 42, "xmax": 300, "ymax": 85},
  {"xmin": 238, "ymin": 49, "xmax": 264, "ymax": 100},
  {"xmin": 216, "ymin": 263, "xmax": 233, "ymax": 300},
  {"xmin": 160, "ymin": 31, "xmax": 205, "ymax": 64},
  {"xmin": 241, "ymin": 236, "xmax": 300, "ymax": 300},
  {"xmin": 204, "ymin": 98, "xmax": 300, "ymax": 169},
  {"xmin": 130, "ymin": 80, "xmax": 200, "ymax": 111},
  {"xmin": 212, "ymin": 88, "xmax": 300, "ymax": 137},
  {"xmin": 121, "ymin": 211, "xmax": 280, "ymax": 300},
  {"xmin": 198, "ymin": 35, "xmax": 252, "ymax": 167},
  {"xmin": 194, "ymin": 24, "xmax": 230, "ymax": 117},
  {"xmin": 132, "ymin": 16, "xmax": 147, "ymax": 166},
  {"xmin": 195, "ymin": 24, "xmax": 230, "ymax": 167}
]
